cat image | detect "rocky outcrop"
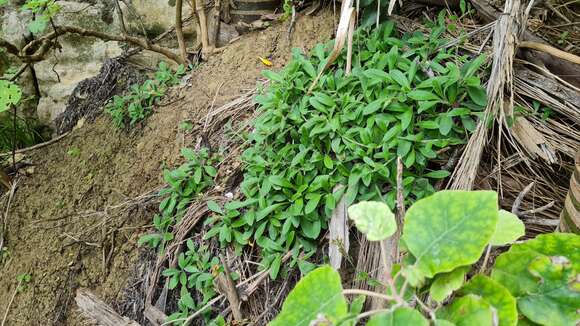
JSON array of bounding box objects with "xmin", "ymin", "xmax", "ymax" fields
[{"xmin": 1, "ymin": 0, "xmax": 189, "ymax": 126}]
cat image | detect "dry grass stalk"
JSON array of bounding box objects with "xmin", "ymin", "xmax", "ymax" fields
[
  {"xmin": 353, "ymin": 235, "xmax": 385, "ymax": 309},
  {"xmin": 328, "ymin": 186, "xmax": 349, "ymax": 270},
  {"xmin": 449, "ymin": 0, "xmax": 526, "ymax": 190},
  {"xmin": 308, "ymin": 0, "xmax": 355, "ymax": 93},
  {"xmin": 559, "ymin": 151, "xmax": 580, "ymax": 233}
]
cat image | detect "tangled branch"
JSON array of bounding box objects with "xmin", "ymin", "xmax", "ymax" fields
[{"xmin": 1, "ymin": 25, "xmax": 184, "ymax": 64}]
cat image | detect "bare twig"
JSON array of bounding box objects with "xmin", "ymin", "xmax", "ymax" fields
[
  {"xmin": 512, "ymin": 182, "xmax": 534, "ymax": 215},
  {"xmin": 0, "ymin": 179, "xmax": 18, "ymax": 265},
  {"xmin": 192, "ymin": 0, "xmax": 210, "ymax": 55},
  {"xmin": 521, "ymin": 201, "xmax": 555, "ymax": 215},
  {"xmin": 414, "ymin": 295, "xmax": 436, "ymax": 321},
  {"xmin": 219, "ymin": 254, "xmax": 243, "ymax": 321},
  {"xmin": 0, "ymin": 64, "xmax": 30, "ymax": 82},
  {"xmin": 1, "ymin": 279, "xmax": 22, "ymax": 326},
  {"xmin": 0, "ymin": 131, "xmax": 70, "ymax": 157},
  {"xmin": 114, "ymin": 0, "xmax": 128, "ymax": 35},
  {"xmin": 396, "ymin": 157, "xmax": 405, "ymax": 221},
  {"xmin": 287, "ymin": 5, "xmax": 297, "ymax": 41},
  {"xmin": 2, "ymin": 26, "xmax": 183, "ymax": 64},
  {"xmin": 343, "ymin": 289, "xmax": 396, "ymax": 302},
  {"xmin": 519, "ymin": 41, "xmax": 580, "ymax": 65},
  {"xmin": 479, "ymin": 245, "xmax": 492, "ymax": 274}
]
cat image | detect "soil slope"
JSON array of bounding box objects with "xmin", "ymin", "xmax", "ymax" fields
[{"xmin": 0, "ymin": 12, "xmax": 334, "ymax": 325}]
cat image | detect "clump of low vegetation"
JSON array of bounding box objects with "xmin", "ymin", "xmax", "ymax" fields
[
  {"xmin": 0, "ymin": 80, "xmax": 44, "ymax": 152},
  {"xmin": 143, "ymin": 16, "xmax": 492, "ymax": 324},
  {"xmin": 106, "ymin": 62, "xmax": 185, "ymax": 128},
  {"xmin": 206, "ymin": 19, "xmax": 487, "ymax": 275}
]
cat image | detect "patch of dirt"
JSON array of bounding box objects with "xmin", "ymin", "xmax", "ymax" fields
[{"xmin": 0, "ymin": 10, "xmax": 335, "ymax": 325}]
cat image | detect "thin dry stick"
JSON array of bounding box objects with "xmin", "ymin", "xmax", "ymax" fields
[
  {"xmin": 479, "ymin": 245, "xmax": 492, "ymax": 274},
  {"xmin": 1, "ymin": 279, "xmax": 21, "ymax": 326},
  {"xmin": 0, "ymin": 131, "xmax": 70, "ymax": 157},
  {"xmin": 396, "ymin": 157, "xmax": 406, "ymax": 220},
  {"xmin": 512, "ymin": 182, "xmax": 534, "ymax": 215},
  {"xmin": 355, "ymin": 305, "xmax": 403, "ymax": 321},
  {"xmin": 0, "ymin": 178, "xmax": 19, "ymax": 253},
  {"xmin": 219, "ymin": 254, "xmax": 243, "ymax": 321},
  {"xmin": 449, "ymin": 0, "xmax": 524, "ymax": 190},
  {"xmin": 343, "ymin": 289, "xmax": 396, "ymax": 302},
  {"xmin": 521, "ymin": 201, "xmax": 555, "ymax": 215},
  {"xmin": 519, "ymin": 41, "xmax": 580, "ymax": 65},
  {"xmin": 170, "ymin": 252, "xmax": 292, "ymax": 325},
  {"xmin": 414, "ymin": 294, "xmax": 436, "ymax": 321}
]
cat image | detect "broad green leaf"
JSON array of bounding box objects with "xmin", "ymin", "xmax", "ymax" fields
[
  {"xmin": 489, "ymin": 210, "xmax": 525, "ymax": 246},
  {"xmin": 397, "ymin": 140, "xmax": 412, "ymax": 157},
  {"xmin": 302, "ymin": 60, "xmax": 316, "ymax": 78},
  {"xmin": 408, "ymin": 90, "xmax": 440, "ymax": 101},
  {"xmin": 270, "ymin": 254, "xmax": 282, "ymax": 279},
  {"xmin": 348, "ymin": 295, "xmax": 366, "ymax": 316},
  {"xmin": 437, "ymin": 294, "xmax": 494, "ymax": 326},
  {"xmin": 402, "ymin": 191, "xmax": 498, "ymax": 285},
  {"xmin": 324, "ymin": 155, "xmax": 334, "ymax": 169},
  {"xmin": 262, "ymin": 70, "xmax": 283, "ymax": 82},
  {"xmin": 367, "ymin": 307, "xmax": 429, "ymax": 326},
  {"xmin": 0, "ymin": 80, "xmax": 22, "ymax": 112},
  {"xmin": 270, "ymin": 175, "xmax": 293, "ymax": 188},
  {"xmin": 467, "ymin": 86, "xmax": 487, "ymax": 107},
  {"xmin": 301, "ymin": 219, "xmax": 321, "ymax": 239},
  {"xmin": 207, "ymin": 200, "xmax": 223, "ymax": 214},
  {"xmin": 269, "ymin": 266, "xmax": 348, "ymax": 326},
  {"xmin": 28, "ymin": 16, "xmax": 48, "ymax": 34},
  {"xmin": 180, "ymin": 147, "xmax": 196, "ymax": 160},
  {"xmin": 347, "ymin": 201, "xmax": 396, "ymax": 241},
  {"xmin": 181, "ymin": 292, "xmax": 195, "ymax": 309},
  {"xmin": 491, "ymin": 233, "xmax": 580, "ymax": 296},
  {"xmin": 491, "ymin": 233, "xmax": 580, "ymax": 326},
  {"xmin": 439, "ymin": 115, "xmax": 453, "ymax": 135},
  {"xmin": 256, "ymin": 203, "xmax": 285, "ymax": 221},
  {"xmin": 399, "ymin": 109, "xmax": 413, "ymax": 131},
  {"xmin": 424, "ymin": 170, "xmax": 450, "ymax": 179},
  {"xmin": 460, "ymin": 275, "xmax": 517, "ymax": 326},
  {"xmin": 430, "ymin": 267, "xmax": 468, "ymax": 302},
  {"xmin": 462, "ymin": 54, "xmax": 486, "ymax": 79},
  {"xmin": 305, "ymin": 193, "xmax": 322, "ymax": 214},
  {"xmin": 363, "ymin": 99, "xmax": 384, "ymax": 115},
  {"xmin": 390, "ymin": 69, "xmax": 410, "ymax": 89},
  {"xmin": 517, "ymin": 255, "xmax": 580, "ymax": 326}
]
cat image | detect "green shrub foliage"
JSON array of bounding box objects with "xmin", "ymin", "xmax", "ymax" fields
[
  {"xmin": 272, "ymin": 191, "xmax": 579, "ymax": 326},
  {"xmin": 207, "ymin": 21, "xmax": 488, "ymax": 272}
]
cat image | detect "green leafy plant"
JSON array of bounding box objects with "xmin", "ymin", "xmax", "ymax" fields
[
  {"xmin": 0, "ymin": 80, "xmax": 22, "ymax": 112},
  {"xmin": 67, "ymin": 147, "xmax": 80, "ymax": 157},
  {"xmin": 106, "ymin": 62, "xmax": 185, "ymax": 128},
  {"xmin": 179, "ymin": 120, "xmax": 194, "ymax": 132},
  {"xmin": 16, "ymin": 273, "xmax": 32, "ymax": 293},
  {"xmin": 21, "ymin": 0, "xmax": 61, "ymax": 34},
  {"xmin": 163, "ymin": 240, "xmax": 224, "ymax": 324},
  {"xmin": 0, "ymin": 80, "xmax": 45, "ymax": 151},
  {"xmin": 270, "ymin": 191, "xmax": 579, "ymax": 326},
  {"xmin": 205, "ymin": 21, "xmax": 488, "ymax": 276},
  {"xmin": 139, "ymin": 147, "xmax": 218, "ymax": 250}
]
